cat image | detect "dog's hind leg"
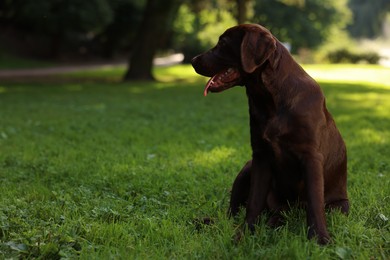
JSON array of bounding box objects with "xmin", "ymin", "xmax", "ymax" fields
[{"xmin": 228, "ymin": 160, "xmax": 252, "ymax": 217}]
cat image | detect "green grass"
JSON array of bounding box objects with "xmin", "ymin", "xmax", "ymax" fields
[{"xmin": 0, "ymin": 64, "xmax": 389, "ymax": 259}]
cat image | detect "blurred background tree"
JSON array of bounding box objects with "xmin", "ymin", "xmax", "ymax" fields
[
  {"xmin": 1, "ymin": 0, "xmax": 114, "ymax": 58},
  {"xmin": 173, "ymin": 0, "xmax": 237, "ymax": 63},
  {"xmin": 96, "ymin": 0, "xmax": 145, "ymax": 59},
  {"xmin": 347, "ymin": 0, "xmax": 390, "ymax": 38},
  {"xmin": 123, "ymin": 0, "xmax": 182, "ymax": 80},
  {"xmin": 0, "ymin": 0, "xmax": 389, "ymax": 79},
  {"xmin": 252, "ymin": 0, "xmax": 351, "ymax": 53}
]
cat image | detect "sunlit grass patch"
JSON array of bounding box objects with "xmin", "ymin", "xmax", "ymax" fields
[
  {"xmin": 155, "ymin": 64, "xmax": 201, "ymax": 82},
  {"xmin": 304, "ymin": 64, "xmax": 390, "ymax": 87},
  {"xmin": 190, "ymin": 146, "xmax": 237, "ymax": 167},
  {"xmin": 65, "ymin": 64, "xmax": 199, "ymax": 84},
  {"xmin": 71, "ymin": 64, "xmax": 126, "ymax": 77}
]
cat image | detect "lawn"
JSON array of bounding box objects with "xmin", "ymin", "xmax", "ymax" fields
[{"xmin": 0, "ymin": 64, "xmax": 389, "ymax": 259}]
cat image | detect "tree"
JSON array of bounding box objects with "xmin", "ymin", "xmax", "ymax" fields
[
  {"xmin": 123, "ymin": 0, "xmax": 182, "ymax": 81},
  {"xmin": 96, "ymin": 0, "xmax": 145, "ymax": 59},
  {"xmin": 13, "ymin": 0, "xmax": 113, "ymax": 58},
  {"xmin": 235, "ymin": 0, "xmax": 251, "ymax": 24},
  {"xmin": 347, "ymin": 0, "xmax": 390, "ymax": 39},
  {"xmin": 253, "ymin": 0, "xmax": 351, "ymax": 53},
  {"xmin": 172, "ymin": 0, "xmax": 237, "ymax": 62}
]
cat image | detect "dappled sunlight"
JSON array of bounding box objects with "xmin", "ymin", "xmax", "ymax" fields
[
  {"xmin": 336, "ymin": 89, "xmax": 390, "ymax": 118},
  {"xmin": 153, "ymin": 79, "xmax": 200, "ymax": 89},
  {"xmin": 339, "ymin": 92, "xmax": 380, "ymax": 101},
  {"xmin": 0, "ymin": 86, "xmax": 7, "ymax": 94},
  {"xmin": 338, "ymin": 91, "xmax": 388, "ymax": 104},
  {"xmin": 356, "ymin": 128, "xmax": 387, "ymax": 145},
  {"xmin": 127, "ymin": 86, "xmax": 146, "ymax": 94},
  {"xmin": 155, "ymin": 64, "xmax": 196, "ymax": 77},
  {"xmin": 125, "ymin": 80, "xmax": 201, "ymax": 94},
  {"xmin": 154, "ymin": 77, "xmax": 200, "ymax": 85},
  {"xmin": 154, "ymin": 64, "xmax": 200, "ymax": 83},
  {"xmin": 189, "ymin": 146, "xmax": 236, "ymax": 168}
]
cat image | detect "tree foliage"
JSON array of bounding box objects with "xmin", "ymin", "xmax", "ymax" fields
[
  {"xmin": 252, "ymin": 0, "xmax": 351, "ymax": 53},
  {"xmin": 0, "ymin": 0, "xmax": 388, "ymax": 77},
  {"xmin": 173, "ymin": 1, "xmax": 237, "ymax": 62},
  {"xmin": 12, "ymin": 0, "xmax": 113, "ymax": 57},
  {"xmin": 15, "ymin": 0, "xmax": 112, "ymax": 33},
  {"xmin": 96, "ymin": 0, "xmax": 145, "ymax": 59}
]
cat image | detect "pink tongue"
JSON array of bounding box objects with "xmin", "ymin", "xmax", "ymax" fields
[{"xmin": 204, "ymin": 74, "xmax": 218, "ymax": 96}]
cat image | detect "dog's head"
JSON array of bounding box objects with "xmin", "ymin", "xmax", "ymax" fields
[{"xmin": 191, "ymin": 24, "xmax": 277, "ymax": 96}]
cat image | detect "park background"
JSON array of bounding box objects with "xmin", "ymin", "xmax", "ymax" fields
[{"xmin": 0, "ymin": 0, "xmax": 389, "ymax": 259}]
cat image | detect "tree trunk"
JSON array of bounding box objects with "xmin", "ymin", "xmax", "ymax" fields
[
  {"xmin": 50, "ymin": 30, "xmax": 63, "ymax": 59},
  {"xmin": 236, "ymin": 0, "xmax": 247, "ymax": 24},
  {"xmin": 123, "ymin": 0, "xmax": 182, "ymax": 81}
]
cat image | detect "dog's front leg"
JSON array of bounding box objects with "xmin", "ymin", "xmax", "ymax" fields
[
  {"xmin": 245, "ymin": 157, "xmax": 272, "ymax": 232},
  {"xmin": 304, "ymin": 153, "xmax": 330, "ymax": 245},
  {"xmin": 229, "ymin": 160, "xmax": 252, "ymax": 217}
]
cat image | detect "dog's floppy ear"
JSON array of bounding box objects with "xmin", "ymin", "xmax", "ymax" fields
[{"xmin": 241, "ymin": 26, "xmax": 277, "ymax": 73}]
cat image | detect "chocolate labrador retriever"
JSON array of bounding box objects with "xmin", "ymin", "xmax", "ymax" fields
[{"xmin": 191, "ymin": 24, "xmax": 349, "ymax": 245}]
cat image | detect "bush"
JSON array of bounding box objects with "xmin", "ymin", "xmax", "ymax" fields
[{"xmin": 327, "ymin": 48, "xmax": 380, "ymax": 64}]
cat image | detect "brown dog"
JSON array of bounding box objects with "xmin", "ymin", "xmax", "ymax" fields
[{"xmin": 191, "ymin": 24, "xmax": 349, "ymax": 245}]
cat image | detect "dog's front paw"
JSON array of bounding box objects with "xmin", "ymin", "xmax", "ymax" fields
[{"xmin": 308, "ymin": 228, "xmax": 331, "ymax": 245}]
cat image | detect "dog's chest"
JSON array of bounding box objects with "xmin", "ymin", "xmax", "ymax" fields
[
  {"xmin": 262, "ymin": 114, "xmax": 299, "ymax": 163},
  {"xmin": 263, "ymin": 115, "xmax": 287, "ymax": 145},
  {"xmin": 247, "ymin": 91, "xmax": 300, "ymax": 163}
]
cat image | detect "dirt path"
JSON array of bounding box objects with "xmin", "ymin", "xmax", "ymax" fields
[{"xmin": 0, "ymin": 53, "xmax": 184, "ymax": 78}]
